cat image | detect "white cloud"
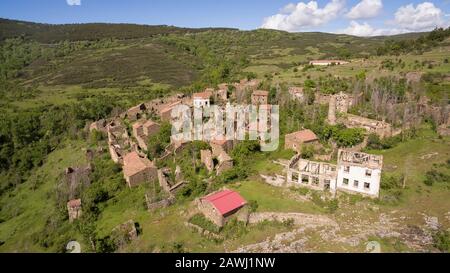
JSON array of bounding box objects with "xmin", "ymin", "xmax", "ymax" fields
[
  {"xmin": 66, "ymin": 0, "xmax": 81, "ymax": 6},
  {"xmin": 338, "ymin": 21, "xmax": 404, "ymax": 37},
  {"xmin": 339, "ymin": 2, "xmax": 449, "ymax": 37},
  {"xmin": 393, "ymin": 2, "xmax": 446, "ymax": 31},
  {"xmin": 261, "ymin": 0, "xmax": 346, "ymax": 32},
  {"xmin": 346, "ymin": 0, "xmax": 383, "ymax": 19},
  {"xmin": 280, "ymin": 3, "xmax": 297, "ymax": 14}
]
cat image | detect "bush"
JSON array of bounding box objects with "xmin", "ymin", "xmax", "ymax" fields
[
  {"xmin": 381, "ymin": 173, "xmax": 404, "ymax": 190},
  {"xmin": 433, "ymin": 230, "xmax": 450, "ymax": 252},
  {"xmin": 248, "ymin": 200, "xmax": 259, "ymax": 212},
  {"xmin": 300, "ymin": 145, "xmax": 314, "ymax": 159},
  {"xmin": 424, "ymin": 170, "xmax": 450, "ymax": 186},
  {"xmin": 333, "ymin": 128, "xmax": 365, "ymax": 148},
  {"xmin": 189, "ymin": 213, "xmax": 221, "ymax": 233}
]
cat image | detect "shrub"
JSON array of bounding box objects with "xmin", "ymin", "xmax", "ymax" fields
[
  {"xmin": 433, "ymin": 230, "xmax": 450, "ymax": 252},
  {"xmin": 381, "ymin": 173, "xmax": 404, "ymax": 190},
  {"xmin": 248, "ymin": 200, "xmax": 259, "ymax": 212},
  {"xmin": 424, "ymin": 170, "xmax": 450, "ymax": 186},
  {"xmin": 189, "ymin": 213, "xmax": 221, "ymax": 233}
]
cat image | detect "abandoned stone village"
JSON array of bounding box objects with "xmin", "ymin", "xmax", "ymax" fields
[{"xmin": 62, "ymin": 70, "xmax": 450, "ymax": 248}]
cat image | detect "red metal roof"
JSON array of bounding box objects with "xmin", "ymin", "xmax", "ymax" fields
[{"xmin": 202, "ymin": 190, "xmax": 247, "ymax": 216}]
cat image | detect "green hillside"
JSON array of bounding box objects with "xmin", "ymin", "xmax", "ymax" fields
[{"xmin": 0, "ymin": 19, "xmax": 449, "ymax": 253}]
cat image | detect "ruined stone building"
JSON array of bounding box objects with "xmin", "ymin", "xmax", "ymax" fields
[
  {"xmin": 200, "ymin": 149, "xmax": 214, "ymax": 173},
  {"xmin": 288, "ymin": 87, "xmax": 305, "ymax": 103},
  {"xmin": 285, "ymin": 129, "xmax": 319, "ymax": 153},
  {"xmin": 342, "ymin": 114, "xmax": 393, "ymax": 138},
  {"xmin": 107, "ymin": 121, "xmax": 130, "ymax": 164},
  {"xmin": 123, "ymin": 152, "xmax": 157, "ymax": 188},
  {"xmin": 335, "ymin": 150, "xmax": 383, "ymax": 198},
  {"xmin": 67, "ymin": 199, "xmax": 82, "ymax": 222},
  {"xmin": 216, "ymin": 84, "xmax": 229, "ymax": 102},
  {"xmin": 287, "ymin": 155, "xmax": 337, "ymax": 191},
  {"xmin": 200, "ymin": 145, "xmax": 234, "ymax": 175},
  {"xmin": 160, "ymin": 101, "xmax": 182, "ymax": 122},
  {"xmin": 233, "ymin": 79, "xmax": 261, "ymax": 92},
  {"xmin": 89, "ymin": 119, "xmax": 107, "ymax": 133},
  {"xmin": 111, "ymin": 220, "xmax": 138, "ymax": 248},
  {"xmin": 157, "ymin": 167, "xmax": 185, "ymax": 194},
  {"xmin": 125, "ymin": 103, "xmax": 147, "ymax": 121},
  {"xmin": 210, "ymin": 139, "xmax": 234, "ymax": 154},
  {"xmin": 198, "ymin": 189, "xmax": 248, "ymax": 227},
  {"xmin": 132, "ymin": 120, "xmax": 161, "ymax": 151},
  {"xmin": 251, "ymin": 90, "xmax": 269, "ymax": 105},
  {"xmin": 327, "ymin": 92, "xmax": 357, "ymax": 125},
  {"xmin": 286, "ymin": 150, "xmax": 383, "ymax": 198}
]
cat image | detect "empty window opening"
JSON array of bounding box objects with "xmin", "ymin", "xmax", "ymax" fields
[
  {"xmin": 302, "ymin": 175, "xmax": 309, "ymax": 184},
  {"xmin": 343, "ymin": 178, "xmax": 349, "ymax": 185}
]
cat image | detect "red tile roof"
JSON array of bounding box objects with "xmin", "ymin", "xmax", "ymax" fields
[
  {"xmin": 123, "ymin": 152, "xmax": 154, "ymax": 177},
  {"xmin": 193, "ymin": 91, "xmax": 213, "ymax": 100},
  {"xmin": 286, "ymin": 129, "xmax": 318, "ymax": 143},
  {"xmin": 211, "ymin": 138, "xmax": 229, "ymax": 146},
  {"xmin": 67, "ymin": 199, "xmax": 81, "ymax": 208},
  {"xmin": 202, "ymin": 190, "xmax": 247, "ymax": 216}
]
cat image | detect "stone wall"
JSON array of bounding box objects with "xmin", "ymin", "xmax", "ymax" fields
[
  {"xmin": 145, "ymin": 195, "xmax": 176, "ymax": 212},
  {"xmin": 200, "ymin": 150, "xmax": 214, "ymax": 173},
  {"xmin": 126, "ymin": 167, "xmax": 157, "ymax": 188},
  {"xmin": 198, "ymin": 199, "xmax": 225, "ymax": 227}
]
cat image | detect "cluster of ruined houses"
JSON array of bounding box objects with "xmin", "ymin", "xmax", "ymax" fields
[
  {"xmin": 80, "ymin": 79, "xmax": 270, "ymax": 224},
  {"xmin": 289, "ymin": 87, "xmax": 397, "ymax": 139},
  {"xmin": 68, "ymin": 73, "xmax": 448, "ymax": 230},
  {"xmin": 283, "ymin": 86, "xmax": 391, "ymax": 198}
]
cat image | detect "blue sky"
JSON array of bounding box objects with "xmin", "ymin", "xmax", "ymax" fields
[{"xmin": 0, "ymin": 0, "xmax": 449, "ymax": 36}]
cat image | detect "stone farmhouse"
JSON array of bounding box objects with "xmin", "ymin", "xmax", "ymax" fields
[
  {"xmin": 123, "ymin": 151, "xmax": 157, "ymax": 188},
  {"xmin": 309, "ymin": 60, "xmax": 349, "ymax": 66},
  {"xmin": 193, "ymin": 90, "xmax": 213, "ymax": 108},
  {"xmin": 197, "ymin": 189, "xmax": 248, "ymax": 227},
  {"xmin": 67, "ymin": 199, "xmax": 82, "ymax": 222},
  {"xmin": 285, "ymin": 129, "xmax": 320, "ymax": 153},
  {"xmin": 286, "ymin": 149, "xmax": 383, "ymax": 198}
]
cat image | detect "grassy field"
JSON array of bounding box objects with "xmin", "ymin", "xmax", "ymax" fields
[{"xmin": 0, "ymin": 140, "xmax": 87, "ymax": 252}]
